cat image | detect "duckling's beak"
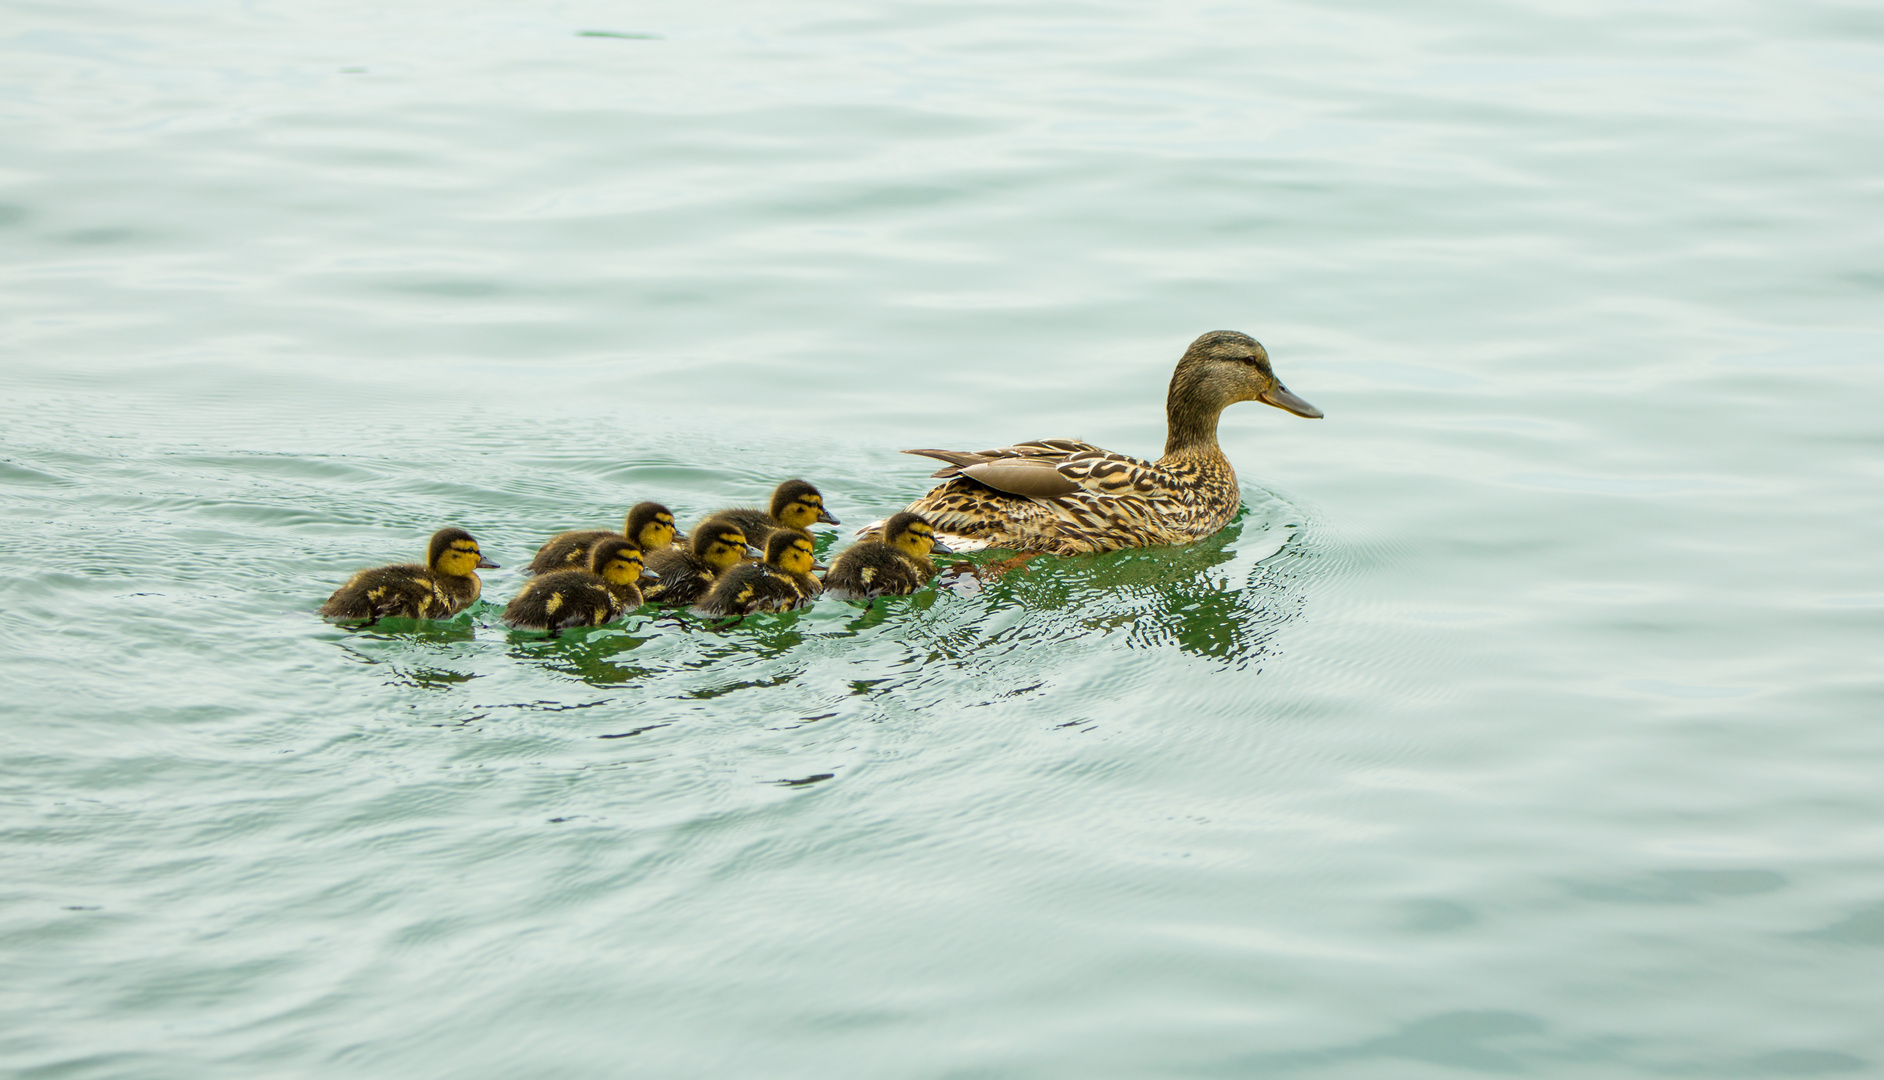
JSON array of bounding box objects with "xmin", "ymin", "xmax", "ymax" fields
[
  {"xmin": 811, "ymin": 560, "xmax": 829, "ymax": 572},
  {"xmin": 1259, "ymin": 381, "xmax": 1323, "ymax": 419},
  {"xmin": 818, "ymin": 507, "xmax": 840, "ymax": 525},
  {"xmin": 641, "ymin": 567, "xmax": 659, "ymax": 582},
  {"xmin": 745, "ymin": 544, "xmax": 765, "ymax": 559},
  {"xmin": 929, "ymin": 537, "xmax": 955, "ymax": 554},
  {"xmin": 478, "ymin": 555, "xmax": 501, "ymax": 569}
]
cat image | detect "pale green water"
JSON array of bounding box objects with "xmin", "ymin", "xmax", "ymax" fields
[{"xmin": 4, "ymin": 1, "xmax": 1882, "ymax": 1076}]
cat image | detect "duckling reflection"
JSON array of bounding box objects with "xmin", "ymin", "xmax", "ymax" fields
[{"xmin": 516, "ymin": 633, "xmax": 656, "ymax": 686}]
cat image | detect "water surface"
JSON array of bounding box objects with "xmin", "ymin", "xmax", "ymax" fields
[{"xmin": 3, "ymin": 1, "xmax": 1882, "ymax": 1077}]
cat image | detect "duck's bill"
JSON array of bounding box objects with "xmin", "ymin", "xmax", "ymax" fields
[
  {"xmin": 818, "ymin": 508, "xmax": 841, "ymax": 525},
  {"xmin": 1260, "ymin": 382, "xmax": 1323, "ymax": 419},
  {"xmin": 641, "ymin": 568, "xmax": 659, "ymax": 582},
  {"xmin": 478, "ymin": 556, "xmax": 501, "ymax": 568},
  {"xmin": 745, "ymin": 544, "xmax": 765, "ymax": 558},
  {"xmin": 810, "ymin": 561, "xmax": 829, "ymax": 572},
  {"xmin": 929, "ymin": 537, "xmax": 955, "ymax": 554}
]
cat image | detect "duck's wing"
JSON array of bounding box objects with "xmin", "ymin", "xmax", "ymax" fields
[
  {"xmin": 910, "ymin": 444, "xmax": 1170, "ymax": 502},
  {"xmin": 903, "ymin": 438, "xmax": 1107, "ymax": 478}
]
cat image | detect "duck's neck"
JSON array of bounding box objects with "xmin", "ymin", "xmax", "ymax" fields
[{"xmin": 1163, "ymin": 395, "xmax": 1226, "ymax": 460}]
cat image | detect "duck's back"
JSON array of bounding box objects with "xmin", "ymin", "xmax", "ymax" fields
[
  {"xmin": 503, "ymin": 570, "xmax": 624, "ymax": 631},
  {"xmin": 695, "ymin": 562, "xmax": 808, "ymax": 616},
  {"xmin": 526, "ymin": 529, "xmax": 616, "ymax": 575},
  {"xmin": 822, "ymin": 542, "xmax": 929, "ymax": 599},
  {"xmin": 321, "ymin": 563, "xmax": 447, "ymax": 621},
  {"xmin": 712, "ymin": 508, "xmax": 776, "ymax": 545},
  {"xmin": 644, "ymin": 548, "xmax": 713, "ymax": 605},
  {"xmin": 904, "ymin": 447, "xmax": 1240, "ymax": 555}
]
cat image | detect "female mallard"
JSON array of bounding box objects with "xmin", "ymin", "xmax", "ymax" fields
[
  {"xmin": 703, "ymin": 479, "xmax": 839, "ymax": 547},
  {"xmin": 693, "ymin": 528, "xmax": 823, "ymax": 617},
  {"xmin": 900, "ymin": 331, "xmax": 1320, "ymax": 555},
  {"xmin": 643, "ymin": 515, "xmax": 752, "ymax": 605},
  {"xmin": 822, "ymin": 512, "xmax": 949, "ymax": 600},
  {"xmin": 503, "ymin": 538, "xmax": 654, "ymax": 636},
  {"xmin": 319, "ymin": 527, "xmax": 498, "ymax": 624},
  {"xmin": 524, "ymin": 501, "xmax": 678, "ymax": 575}
]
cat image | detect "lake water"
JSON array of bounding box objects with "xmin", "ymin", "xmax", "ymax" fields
[{"xmin": 3, "ymin": 1, "xmax": 1881, "ymax": 1076}]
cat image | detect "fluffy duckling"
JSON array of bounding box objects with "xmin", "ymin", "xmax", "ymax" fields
[
  {"xmin": 822, "ymin": 512, "xmax": 950, "ymax": 601},
  {"xmin": 320, "ymin": 527, "xmax": 498, "ymax": 624},
  {"xmin": 694, "ymin": 528, "xmax": 824, "ymax": 617},
  {"xmin": 706, "ymin": 479, "xmax": 839, "ymax": 547},
  {"xmin": 503, "ymin": 538, "xmax": 653, "ymax": 636},
  {"xmin": 525, "ymin": 501, "xmax": 678, "ymax": 576},
  {"xmin": 643, "ymin": 515, "xmax": 751, "ymax": 605}
]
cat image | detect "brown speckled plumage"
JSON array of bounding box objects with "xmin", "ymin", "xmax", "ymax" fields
[{"xmin": 900, "ymin": 331, "xmax": 1321, "ymax": 555}]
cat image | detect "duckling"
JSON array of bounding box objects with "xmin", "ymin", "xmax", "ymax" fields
[
  {"xmin": 503, "ymin": 538, "xmax": 653, "ymax": 636},
  {"xmin": 525, "ymin": 501, "xmax": 678, "ymax": 575},
  {"xmin": 320, "ymin": 527, "xmax": 498, "ymax": 624},
  {"xmin": 643, "ymin": 515, "xmax": 751, "ymax": 605},
  {"xmin": 822, "ymin": 512, "xmax": 950, "ymax": 601},
  {"xmin": 704, "ymin": 479, "xmax": 840, "ymax": 548},
  {"xmin": 899, "ymin": 330, "xmax": 1321, "ymax": 555},
  {"xmin": 694, "ymin": 528, "xmax": 824, "ymax": 617}
]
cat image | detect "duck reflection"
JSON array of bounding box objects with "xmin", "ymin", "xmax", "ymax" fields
[{"xmin": 941, "ymin": 513, "xmax": 1308, "ymax": 668}]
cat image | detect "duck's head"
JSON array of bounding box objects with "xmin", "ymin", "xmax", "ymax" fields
[
  {"xmin": 691, "ymin": 516, "xmax": 752, "ymax": 572},
  {"xmin": 1166, "ymin": 331, "xmax": 1321, "ymax": 452},
  {"xmin": 764, "ymin": 528, "xmax": 819, "ymax": 577},
  {"xmin": 881, "ymin": 511, "xmax": 948, "ymax": 559},
  {"xmin": 770, "ymin": 479, "xmax": 840, "ymax": 529},
  {"xmin": 623, "ymin": 501, "xmax": 679, "ymax": 552},
  {"xmin": 428, "ymin": 528, "xmax": 499, "ymax": 577},
  {"xmin": 589, "ymin": 538, "xmax": 655, "ymax": 586}
]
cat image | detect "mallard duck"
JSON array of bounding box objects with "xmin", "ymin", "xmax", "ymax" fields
[
  {"xmin": 319, "ymin": 527, "xmax": 498, "ymax": 624},
  {"xmin": 822, "ymin": 512, "xmax": 950, "ymax": 600},
  {"xmin": 693, "ymin": 528, "xmax": 823, "ymax": 616},
  {"xmin": 704, "ymin": 479, "xmax": 839, "ymax": 547},
  {"xmin": 503, "ymin": 538, "xmax": 654, "ymax": 636},
  {"xmin": 525, "ymin": 501, "xmax": 678, "ymax": 575},
  {"xmin": 643, "ymin": 515, "xmax": 751, "ymax": 605},
  {"xmin": 900, "ymin": 331, "xmax": 1320, "ymax": 555}
]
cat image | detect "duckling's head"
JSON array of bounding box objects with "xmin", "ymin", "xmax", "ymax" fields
[
  {"xmin": 769, "ymin": 479, "xmax": 840, "ymax": 529},
  {"xmin": 691, "ymin": 515, "xmax": 751, "ymax": 572},
  {"xmin": 428, "ymin": 528, "xmax": 499, "ymax": 577},
  {"xmin": 765, "ymin": 528, "xmax": 819, "ymax": 576},
  {"xmin": 588, "ymin": 538, "xmax": 649, "ymax": 587},
  {"xmin": 881, "ymin": 512, "xmax": 943, "ymax": 559},
  {"xmin": 1166, "ymin": 331, "xmax": 1321, "ymax": 452},
  {"xmin": 623, "ymin": 501, "xmax": 679, "ymax": 552}
]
